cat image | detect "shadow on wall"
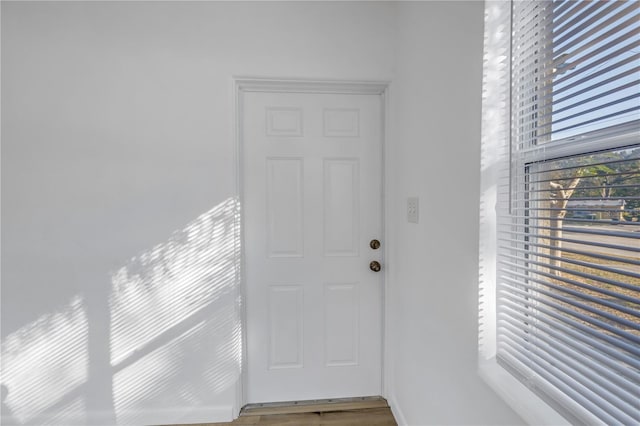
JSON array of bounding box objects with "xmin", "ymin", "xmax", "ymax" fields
[{"xmin": 1, "ymin": 197, "xmax": 242, "ymax": 425}]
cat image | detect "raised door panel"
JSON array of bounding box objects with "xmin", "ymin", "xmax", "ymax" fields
[
  {"xmin": 323, "ymin": 159, "xmax": 359, "ymax": 257},
  {"xmin": 266, "ymin": 158, "xmax": 304, "ymax": 258},
  {"xmin": 324, "ymin": 283, "xmax": 359, "ymax": 367},
  {"xmin": 268, "ymin": 285, "xmax": 304, "ymax": 369}
]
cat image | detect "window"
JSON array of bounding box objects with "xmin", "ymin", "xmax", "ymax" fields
[{"xmin": 480, "ymin": 1, "xmax": 639, "ymax": 424}]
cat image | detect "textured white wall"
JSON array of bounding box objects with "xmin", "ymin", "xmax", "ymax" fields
[
  {"xmin": 385, "ymin": 2, "xmax": 524, "ymax": 425},
  {"xmin": 2, "ymin": 1, "xmax": 524, "ymax": 425},
  {"xmin": 0, "ymin": 2, "xmax": 394, "ymax": 424}
]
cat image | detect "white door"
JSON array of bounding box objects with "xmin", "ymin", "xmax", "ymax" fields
[{"xmin": 242, "ymin": 89, "xmax": 383, "ymax": 403}]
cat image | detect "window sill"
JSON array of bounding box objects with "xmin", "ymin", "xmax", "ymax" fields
[{"xmin": 478, "ymin": 358, "xmax": 570, "ymax": 426}]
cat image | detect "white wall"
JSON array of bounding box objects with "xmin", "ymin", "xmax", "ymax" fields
[
  {"xmin": 1, "ymin": 2, "xmax": 394, "ymax": 424},
  {"xmin": 2, "ymin": 1, "xmax": 524, "ymax": 425},
  {"xmin": 385, "ymin": 2, "xmax": 524, "ymax": 425}
]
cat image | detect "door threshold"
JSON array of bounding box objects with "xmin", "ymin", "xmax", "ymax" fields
[{"xmin": 240, "ymin": 396, "xmax": 388, "ymax": 416}]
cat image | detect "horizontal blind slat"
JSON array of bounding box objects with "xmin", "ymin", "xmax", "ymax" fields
[
  {"xmin": 514, "ymin": 59, "xmax": 640, "ymax": 133},
  {"xmin": 497, "ymin": 289, "xmax": 640, "ymax": 367},
  {"xmin": 499, "ymin": 273, "xmax": 640, "ymax": 330},
  {"xmin": 501, "ymin": 245, "xmax": 640, "ymax": 281},
  {"xmin": 498, "ymin": 277, "xmax": 640, "ymax": 342},
  {"xmin": 552, "ymin": 0, "xmax": 593, "ymax": 33},
  {"xmin": 498, "ymin": 322, "xmax": 640, "ymax": 415},
  {"xmin": 498, "ymin": 296, "xmax": 640, "ymax": 377},
  {"xmin": 497, "ymin": 337, "xmax": 638, "ymax": 425},
  {"xmin": 522, "ymin": 93, "xmax": 640, "ymax": 134},
  {"xmin": 498, "ymin": 254, "xmax": 640, "ymax": 294},
  {"xmin": 497, "ymin": 235, "xmax": 640, "ymax": 266},
  {"xmin": 553, "ymin": 1, "xmax": 637, "ymax": 51},
  {"xmin": 496, "ymin": 228, "xmax": 640, "ymax": 257},
  {"xmin": 499, "ymin": 265, "xmax": 640, "ymax": 311},
  {"xmin": 554, "ymin": 13, "xmax": 640, "ymax": 60},
  {"xmin": 521, "ymin": 150, "xmax": 640, "ymax": 175},
  {"xmin": 498, "ymin": 304, "xmax": 640, "ymax": 393},
  {"xmin": 537, "ymin": 106, "xmax": 640, "ymax": 140},
  {"xmin": 497, "ymin": 223, "xmax": 640, "ymax": 246}
]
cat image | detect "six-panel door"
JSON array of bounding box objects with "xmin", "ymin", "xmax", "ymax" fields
[{"xmin": 243, "ymin": 91, "xmax": 383, "ymax": 403}]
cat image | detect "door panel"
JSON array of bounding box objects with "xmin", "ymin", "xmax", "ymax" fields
[
  {"xmin": 268, "ymin": 285, "xmax": 304, "ymax": 369},
  {"xmin": 243, "ymin": 90, "xmax": 383, "ymax": 403},
  {"xmin": 323, "ymin": 158, "xmax": 359, "ymax": 256},
  {"xmin": 324, "ymin": 282, "xmax": 359, "ymax": 367},
  {"xmin": 266, "ymin": 158, "xmax": 304, "ymax": 257}
]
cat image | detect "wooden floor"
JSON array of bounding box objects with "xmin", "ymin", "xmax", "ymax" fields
[
  {"xmin": 215, "ymin": 407, "xmax": 397, "ymax": 425},
  {"xmin": 168, "ymin": 407, "xmax": 398, "ymax": 426},
  {"xmin": 165, "ymin": 399, "xmax": 397, "ymax": 426}
]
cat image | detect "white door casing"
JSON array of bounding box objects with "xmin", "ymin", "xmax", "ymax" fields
[{"xmin": 238, "ymin": 80, "xmax": 386, "ymax": 404}]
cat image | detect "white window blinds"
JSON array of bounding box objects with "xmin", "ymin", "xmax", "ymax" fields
[
  {"xmin": 494, "ymin": 0, "xmax": 640, "ymax": 424},
  {"xmin": 511, "ymin": 0, "xmax": 639, "ymax": 148}
]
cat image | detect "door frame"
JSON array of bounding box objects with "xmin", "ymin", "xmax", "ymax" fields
[{"xmin": 233, "ymin": 77, "xmax": 390, "ymax": 412}]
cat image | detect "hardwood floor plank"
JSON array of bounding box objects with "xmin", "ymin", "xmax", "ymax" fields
[
  {"xmin": 241, "ymin": 397, "xmax": 388, "ymax": 416},
  {"xmin": 317, "ymin": 408, "xmax": 397, "ymax": 425},
  {"xmin": 163, "ymin": 407, "xmax": 397, "ymax": 426},
  {"xmin": 244, "ymin": 412, "xmax": 323, "ymax": 425}
]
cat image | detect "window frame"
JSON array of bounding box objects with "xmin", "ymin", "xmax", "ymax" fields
[{"xmin": 478, "ymin": 1, "xmax": 640, "ymax": 424}]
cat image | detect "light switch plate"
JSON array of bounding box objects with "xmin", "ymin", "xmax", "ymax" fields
[{"xmin": 407, "ymin": 197, "xmax": 419, "ymax": 223}]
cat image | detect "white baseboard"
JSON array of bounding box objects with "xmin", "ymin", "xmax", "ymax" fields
[{"xmin": 387, "ymin": 394, "xmax": 408, "ymax": 426}]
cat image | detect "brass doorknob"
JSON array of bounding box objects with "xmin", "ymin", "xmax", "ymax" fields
[
  {"xmin": 370, "ymin": 239, "xmax": 381, "ymax": 250},
  {"xmin": 369, "ymin": 261, "xmax": 381, "ymax": 272}
]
